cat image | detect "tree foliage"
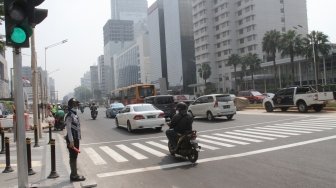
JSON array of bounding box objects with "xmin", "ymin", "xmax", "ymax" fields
[
  {"xmin": 74, "ymin": 86, "xmax": 92, "ymax": 103},
  {"xmin": 227, "ymin": 54, "xmax": 241, "ymax": 91},
  {"xmin": 198, "ymin": 63, "xmax": 211, "ymax": 84}
]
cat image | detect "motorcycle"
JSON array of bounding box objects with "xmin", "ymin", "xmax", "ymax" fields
[
  {"xmin": 168, "ymin": 130, "xmax": 201, "ymax": 163},
  {"xmin": 91, "ymin": 109, "xmax": 98, "ymax": 120}
]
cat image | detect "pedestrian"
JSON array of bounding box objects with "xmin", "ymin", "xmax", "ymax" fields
[{"xmin": 65, "ymin": 98, "xmax": 85, "ymax": 181}]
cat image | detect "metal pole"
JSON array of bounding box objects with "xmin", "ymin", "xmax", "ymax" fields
[
  {"xmin": 299, "ymin": 61, "xmax": 302, "ymax": 86},
  {"xmin": 323, "ymin": 57, "xmax": 326, "ymax": 85},
  {"xmin": 0, "ymin": 128, "xmax": 5, "ymax": 154},
  {"xmin": 31, "ymin": 28, "xmax": 40, "ymax": 147},
  {"xmin": 47, "ymin": 139, "xmax": 59, "ymax": 178},
  {"xmin": 2, "ymin": 137, "xmax": 13, "ymax": 173},
  {"xmin": 26, "ymin": 138, "xmax": 35, "ymax": 175},
  {"xmin": 13, "ymin": 47, "xmax": 29, "ymax": 187}
]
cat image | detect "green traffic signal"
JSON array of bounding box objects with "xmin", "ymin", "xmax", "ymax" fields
[{"xmin": 10, "ymin": 27, "xmax": 27, "ymax": 44}]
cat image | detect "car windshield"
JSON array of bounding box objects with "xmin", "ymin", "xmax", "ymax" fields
[
  {"xmin": 216, "ymin": 95, "xmax": 232, "ymax": 102},
  {"xmin": 133, "ymin": 105, "xmax": 157, "ymax": 112},
  {"xmin": 111, "ymin": 103, "xmax": 124, "ymax": 108},
  {"xmin": 251, "ymin": 91, "xmax": 263, "ymax": 96}
]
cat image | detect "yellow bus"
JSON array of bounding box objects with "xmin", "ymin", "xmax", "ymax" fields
[{"xmin": 111, "ymin": 84, "xmax": 156, "ymax": 105}]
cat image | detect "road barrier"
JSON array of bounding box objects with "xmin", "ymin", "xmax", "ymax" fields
[
  {"xmin": 0, "ymin": 128, "xmax": 4, "ymax": 154},
  {"xmin": 26, "ymin": 138, "xmax": 36, "ymax": 175},
  {"xmin": 47, "ymin": 139, "xmax": 59, "ymax": 178},
  {"xmin": 2, "ymin": 137, "xmax": 13, "ymax": 173}
]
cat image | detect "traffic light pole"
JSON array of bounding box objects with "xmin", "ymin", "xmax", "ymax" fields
[{"xmin": 13, "ymin": 47, "xmax": 29, "ymax": 187}]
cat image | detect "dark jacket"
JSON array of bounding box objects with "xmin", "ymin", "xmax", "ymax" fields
[{"xmin": 169, "ymin": 110, "xmax": 193, "ymax": 134}]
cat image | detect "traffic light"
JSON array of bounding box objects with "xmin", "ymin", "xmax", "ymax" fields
[{"xmin": 4, "ymin": 0, "xmax": 48, "ymax": 48}]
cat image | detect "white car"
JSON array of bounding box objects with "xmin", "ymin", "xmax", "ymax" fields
[
  {"xmin": 115, "ymin": 104, "xmax": 165, "ymax": 132},
  {"xmin": 188, "ymin": 94, "xmax": 236, "ymax": 121}
]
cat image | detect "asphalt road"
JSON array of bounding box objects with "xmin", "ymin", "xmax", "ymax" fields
[{"xmin": 67, "ymin": 108, "xmax": 336, "ymax": 188}]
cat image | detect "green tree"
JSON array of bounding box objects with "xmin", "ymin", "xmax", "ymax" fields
[
  {"xmin": 243, "ymin": 53, "xmax": 261, "ymax": 90},
  {"xmin": 262, "ymin": 30, "xmax": 281, "ymax": 88},
  {"xmin": 302, "ymin": 31, "xmax": 331, "ymax": 85},
  {"xmin": 227, "ymin": 54, "xmax": 241, "ymax": 91},
  {"xmin": 280, "ymin": 30, "xmax": 303, "ymax": 84},
  {"xmin": 198, "ymin": 63, "xmax": 211, "ymax": 84},
  {"xmin": 0, "ymin": 0, "xmax": 5, "ymax": 52},
  {"xmin": 74, "ymin": 86, "xmax": 92, "ymax": 103}
]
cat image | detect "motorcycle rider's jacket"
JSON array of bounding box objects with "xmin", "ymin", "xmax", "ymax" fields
[
  {"xmin": 65, "ymin": 109, "xmax": 81, "ymax": 142},
  {"xmin": 169, "ymin": 110, "xmax": 193, "ymax": 134},
  {"xmin": 90, "ymin": 105, "xmax": 97, "ymax": 111}
]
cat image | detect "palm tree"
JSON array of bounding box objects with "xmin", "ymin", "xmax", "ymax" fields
[
  {"xmin": 243, "ymin": 53, "xmax": 261, "ymax": 89},
  {"xmin": 280, "ymin": 30, "xmax": 303, "ymax": 84},
  {"xmin": 198, "ymin": 63, "xmax": 211, "ymax": 84},
  {"xmin": 262, "ymin": 30, "xmax": 281, "ymax": 88},
  {"xmin": 227, "ymin": 54, "xmax": 241, "ymax": 92},
  {"xmin": 302, "ymin": 31, "xmax": 331, "ymax": 85}
]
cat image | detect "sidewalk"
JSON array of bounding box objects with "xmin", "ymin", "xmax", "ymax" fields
[{"xmin": 0, "ymin": 121, "xmax": 75, "ymax": 188}]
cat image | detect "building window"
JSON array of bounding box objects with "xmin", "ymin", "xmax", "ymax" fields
[
  {"xmin": 281, "ymin": 17, "xmax": 285, "ymax": 22},
  {"xmin": 280, "ymin": 8, "xmax": 284, "ymax": 13}
]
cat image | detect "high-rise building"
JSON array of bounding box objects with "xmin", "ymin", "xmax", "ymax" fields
[
  {"xmin": 80, "ymin": 71, "xmax": 91, "ymax": 90},
  {"xmin": 192, "ymin": 0, "xmax": 308, "ymax": 92},
  {"xmin": 111, "ymin": 0, "xmax": 148, "ymax": 23},
  {"xmin": 90, "ymin": 66, "xmax": 100, "ymax": 100}
]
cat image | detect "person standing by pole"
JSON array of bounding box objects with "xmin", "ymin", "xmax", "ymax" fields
[{"xmin": 65, "ymin": 98, "xmax": 85, "ymax": 181}]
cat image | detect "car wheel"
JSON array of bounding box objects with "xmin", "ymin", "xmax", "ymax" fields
[
  {"xmin": 115, "ymin": 118, "xmax": 120, "ymax": 128},
  {"xmin": 127, "ymin": 121, "xmax": 133, "ymax": 133},
  {"xmin": 281, "ymin": 107, "xmax": 289, "ymax": 112},
  {"xmin": 155, "ymin": 127, "xmax": 162, "ymax": 132},
  {"xmin": 313, "ymin": 105, "xmax": 323, "ymax": 112},
  {"xmin": 207, "ymin": 111, "xmax": 214, "ymax": 121},
  {"xmin": 297, "ymin": 101, "xmax": 308, "ymax": 113},
  {"xmin": 265, "ymin": 102, "xmax": 274, "ymax": 112},
  {"xmin": 227, "ymin": 115, "xmax": 234, "ymax": 120}
]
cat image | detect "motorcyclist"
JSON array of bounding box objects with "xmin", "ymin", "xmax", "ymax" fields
[
  {"xmin": 166, "ymin": 102, "xmax": 193, "ymax": 151},
  {"xmin": 90, "ymin": 102, "xmax": 97, "ymax": 111}
]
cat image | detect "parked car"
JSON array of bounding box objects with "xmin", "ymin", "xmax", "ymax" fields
[
  {"xmin": 144, "ymin": 95, "xmax": 175, "ymax": 119},
  {"xmin": 188, "ymin": 94, "xmax": 236, "ymax": 121},
  {"xmin": 238, "ymin": 90, "xmax": 265, "ymax": 104},
  {"xmin": 115, "ymin": 104, "xmax": 165, "ymax": 132},
  {"xmin": 106, "ymin": 103, "xmax": 125, "ymax": 118},
  {"xmin": 263, "ymin": 93, "xmax": 275, "ymax": 98}
]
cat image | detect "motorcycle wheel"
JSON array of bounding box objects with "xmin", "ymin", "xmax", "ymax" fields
[
  {"xmin": 188, "ymin": 149, "xmax": 198, "ymax": 163},
  {"xmin": 168, "ymin": 142, "xmax": 175, "ymax": 156}
]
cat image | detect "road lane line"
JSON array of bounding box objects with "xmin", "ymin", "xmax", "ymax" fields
[
  {"xmin": 270, "ymin": 125, "xmax": 324, "ymax": 132},
  {"xmin": 146, "ymin": 141, "xmax": 169, "ymax": 151},
  {"xmin": 226, "ymin": 131, "xmax": 276, "ymax": 140},
  {"xmin": 235, "ymin": 130, "xmax": 288, "ymax": 138},
  {"xmin": 83, "ymin": 147, "xmax": 107, "ymax": 165},
  {"xmin": 96, "ymin": 135, "xmax": 336, "ymax": 178},
  {"xmin": 246, "ymin": 128, "xmax": 298, "ymax": 136},
  {"xmin": 100, "ymin": 146, "xmax": 128, "ymax": 163},
  {"xmin": 197, "ymin": 138, "xmax": 235, "ymax": 147},
  {"xmin": 132, "ymin": 143, "xmax": 166, "ymax": 157},
  {"xmin": 214, "ymin": 133, "xmax": 262, "ymax": 142},
  {"xmin": 200, "ymin": 135, "xmax": 249, "ymax": 145},
  {"xmin": 116, "ymin": 144, "xmax": 148, "ymax": 160},
  {"xmin": 256, "ymin": 127, "xmax": 311, "ymax": 134}
]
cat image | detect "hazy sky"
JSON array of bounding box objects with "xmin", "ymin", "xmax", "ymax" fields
[{"xmin": 3, "ymin": 0, "xmax": 336, "ymax": 98}]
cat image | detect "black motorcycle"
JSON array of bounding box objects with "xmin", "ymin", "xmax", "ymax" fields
[
  {"xmin": 91, "ymin": 109, "xmax": 98, "ymax": 120},
  {"xmin": 168, "ymin": 130, "xmax": 201, "ymax": 163}
]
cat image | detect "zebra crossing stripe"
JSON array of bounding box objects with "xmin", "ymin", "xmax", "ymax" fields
[
  {"xmin": 280, "ymin": 123, "xmax": 335, "ymax": 129},
  {"xmin": 271, "ymin": 125, "xmax": 323, "ymax": 132},
  {"xmin": 197, "ymin": 138, "xmax": 235, "ymax": 147},
  {"xmin": 160, "ymin": 140, "xmax": 168, "ymax": 143},
  {"xmin": 247, "ymin": 128, "xmax": 300, "ymax": 135},
  {"xmin": 226, "ymin": 131, "xmax": 276, "ymax": 140},
  {"xmin": 116, "ymin": 144, "xmax": 148, "ymax": 160},
  {"xmin": 198, "ymin": 143, "xmax": 219, "ymax": 150},
  {"xmin": 83, "ymin": 147, "xmax": 107, "ymax": 165},
  {"xmin": 100, "ymin": 146, "xmax": 128, "ymax": 163},
  {"xmin": 146, "ymin": 141, "xmax": 169, "ymax": 151},
  {"xmin": 256, "ymin": 127, "xmax": 311, "ymax": 134},
  {"xmin": 200, "ymin": 135, "xmax": 249, "ymax": 145},
  {"xmin": 239, "ymin": 129, "xmax": 288, "ymax": 138},
  {"xmin": 214, "ymin": 133, "xmax": 262, "ymax": 142},
  {"xmin": 298, "ymin": 120, "xmax": 336, "ymax": 123},
  {"xmin": 282, "ymin": 122, "xmax": 336, "ymax": 128},
  {"xmin": 132, "ymin": 143, "xmax": 166, "ymax": 157}
]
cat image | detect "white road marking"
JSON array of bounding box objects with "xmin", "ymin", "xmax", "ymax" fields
[
  {"xmin": 198, "ymin": 143, "xmax": 220, "ymax": 150},
  {"xmin": 214, "ymin": 133, "xmax": 262, "ymax": 142},
  {"xmin": 235, "ymin": 130, "xmax": 288, "ymax": 138},
  {"xmin": 247, "ymin": 128, "xmax": 300, "ymax": 136},
  {"xmin": 146, "ymin": 141, "xmax": 169, "ymax": 151},
  {"xmin": 0, "ymin": 161, "xmax": 41, "ymax": 168},
  {"xmin": 269, "ymin": 125, "xmax": 323, "ymax": 132},
  {"xmin": 279, "ymin": 123, "xmax": 335, "ymax": 129},
  {"xmin": 226, "ymin": 131, "xmax": 276, "ymax": 140},
  {"xmin": 160, "ymin": 140, "xmax": 168, "ymax": 143},
  {"xmin": 298, "ymin": 120, "xmax": 336, "ymax": 123},
  {"xmin": 282, "ymin": 122, "xmax": 336, "ymax": 128},
  {"xmin": 256, "ymin": 127, "xmax": 312, "ymax": 134},
  {"xmin": 197, "ymin": 138, "xmax": 235, "ymax": 147},
  {"xmin": 83, "ymin": 147, "xmax": 107, "ymax": 165},
  {"xmin": 116, "ymin": 144, "xmax": 148, "ymax": 160},
  {"xmin": 200, "ymin": 135, "xmax": 249, "ymax": 145},
  {"xmin": 132, "ymin": 143, "xmax": 166, "ymax": 157},
  {"xmin": 100, "ymin": 146, "xmax": 128, "ymax": 163},
  {"xmin": 96, "ymin": 135, "xmax": 336, "ymax": 178}
]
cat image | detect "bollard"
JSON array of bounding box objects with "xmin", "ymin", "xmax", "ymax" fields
[
  {"xmin": 26, "ymin": 138, "xmax": 36, "ymax": 175},
  {"xmin": 33, "ymin": 125, "xmax": 39, "ymax": 147},
  {"xmin": 47, "ymin": 139, "xmax": 59, "ymax": 178},
  {"xmin": 2, "ymin": 137, "xmax": 13, "ymax": 173},
  {"xmin": 48, "ymin": 123, "xmax": 52, "ymax": 144},
  {"xmin": 0, "ymin": 128, "xmax": 4, "ymax": 154}
]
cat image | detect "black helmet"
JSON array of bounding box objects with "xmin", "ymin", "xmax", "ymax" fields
[
  {"xmin": 68, "ymin": 98, "xmax": 79, "ymax": 108},
  {"xmin": 176, "ymin": 102, "xmax": 187, "ymax": 111}
]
